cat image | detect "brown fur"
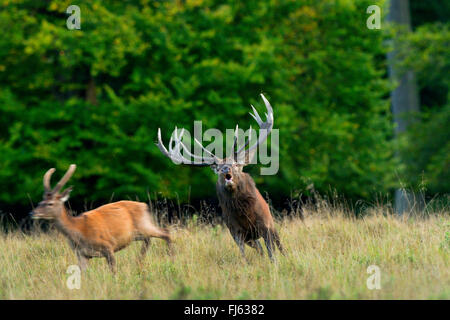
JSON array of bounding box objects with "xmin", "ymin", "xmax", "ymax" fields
[
  {"xmin": 216, "ymin": 167, "xmax": 283, "ymax": 261},
  {"xmin": 33, "ymin": 199, "xmax": 171, "ymax": 273},
  {"xmin": 156, "ymin": 93, "xmax": 280, "ymax": 260}
]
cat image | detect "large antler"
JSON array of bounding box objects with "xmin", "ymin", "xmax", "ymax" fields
[
  {"xmin": 43, "ymin": 164, "xmax": 77, "ymax": 194},
  {"xmin": 232, "ymin": 93, "xmax": 274, "ymax": 164},
  {"xmin": 157, "ymin": 93, "xmax": 273, "ymax": 167},
  {"xmin": 157, "ymin": 127, "xmax": 220, "ymax": 166},
  {"xmin": 43, "ymin": 168, "xmax": 56, "ymax": 193}
]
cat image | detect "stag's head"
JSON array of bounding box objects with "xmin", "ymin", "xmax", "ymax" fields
[
  {"xmin": 31, "ymin": 164, "xmax": 76, "ymax": 220},
  {"xmin": 156, "ymin": 94, "xmax": 274, "ymax": 193}
]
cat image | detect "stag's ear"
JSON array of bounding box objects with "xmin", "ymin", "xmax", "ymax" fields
[
  {"xmin": 210, "ymin": 163, "xmax": 219, "ymax": 174},
  {"xmin": 59, "ymin": 187, "xmax": 73, "ymax": 202}
]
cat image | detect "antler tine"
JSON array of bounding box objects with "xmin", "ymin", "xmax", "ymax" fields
[
  {"xmin": 233, "ymin": 125, "xmax": 252, "ymax": 162},
  {"xmin": 236, "ymin": 93, "xmax": 274, "ymax": 164},
  {"xmin": 235, "ymin": 126, "xmax": 257, "ymax": 164},
  {"xmin": 231, "ymin": 124, "xmax": 239, "ymax": 161},
  {"xmin": 156, "ymin": 127, "xmax": 215, "ymax": 166},
  {"xmin": 156, "ymin": 128, "xmax": 172, "ymax": 158},
  {"xmin": 260, "ymin": 93, "xmax": 274, "ymax": 123},
  {"xmin": 158, "ymin": 127, "xmax": 186, "ymax": 164},
  {"xmin": 52, "ymin": 164, "xmax": 76, "ymax": 194},
  {"xmin": 193, "ymin": 137, "xmax": 219, "ymax": 162},
  {"xmin": 172, "ymin": 127, "xmax": 217, "ymax": 164},
  {"xmin": 168, "ymin": 127, "xmax": 182, "ymax": 155},
  {"xmin": 176, "ymin": 133, "xmax": 215, "ymax": 164},
  {"xmin": 250, "ymin": 105, "xmax": 263, "ymax": 125},
  {"xmin": 43, "ymin": 168, "xmax": 56, "ymax": 193},
  {"xmin": 168, "ymin": 126, "xmax": 176, "ymax": 151}
]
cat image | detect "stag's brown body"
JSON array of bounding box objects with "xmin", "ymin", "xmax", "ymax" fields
[
  {"xmin": 216, "ymin": 169, "xmax": 283, "ymax": 260},
  {"xmin": 31, "ymin": 165, "xmax": 171, "ymax": 272},
  {"xmin": 157, "ymin": 93, "xmax": 283, "ymax": 260}
]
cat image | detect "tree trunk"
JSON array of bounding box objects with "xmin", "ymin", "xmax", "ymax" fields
[
  {"xmin": 386, "ymin": 0, "xmax": 422, "ymax": 215},
  {"xmin": 86, "ymin": 76, "xmax": 98, "ymax": 105}
]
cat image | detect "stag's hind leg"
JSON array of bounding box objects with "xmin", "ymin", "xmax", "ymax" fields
[
  {"xmin": 262, "ymin": 230, "xmax": 277, "ymax": 261},
  {"xmin": 246, "ymin": 239, "xmax": 264, "ymax": 256},
  {"xmin": 272, "ymin": 230, "xmax": 285, "ymax": 256}
]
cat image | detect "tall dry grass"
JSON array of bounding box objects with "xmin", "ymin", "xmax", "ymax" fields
[{"xmin": 0, "ymin": 200, "xmax": 448, "ymax": 299}]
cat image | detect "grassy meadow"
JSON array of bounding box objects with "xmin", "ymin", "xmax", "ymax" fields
[{"xmin": 0, "ymin": 203, "xmax": 449, "ymax": 300}]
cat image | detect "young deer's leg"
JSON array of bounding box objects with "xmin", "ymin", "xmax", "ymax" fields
[
  {"xmin": 159, "ymin": 230, "xmax": 173, "ymax": 256},
  {"xmin": 139, "ymin": 238, "xmax": 151, "ymax": 261},
  {"xmin": 102, "ymin": 248, "xmax": 116, "ymax": 273},
  {"xmin": 76, "ymin": 250, "xmax": 89, "ymax": 272},
  {"xmin": 146, "ymin": 228, "xmax": 172, "ymax": 255},
  {"xmin": 140, "ymin": 216, "xmax": 172, "ymax": 255}
]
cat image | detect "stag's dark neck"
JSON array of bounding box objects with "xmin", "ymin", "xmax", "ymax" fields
[
  {"xmin": 54, "ymin": 207, "xmax": 83, "ymax": 245},
  {"xmin": 216, "ymin": 173, "xmax": 257, "ymax": 214}
]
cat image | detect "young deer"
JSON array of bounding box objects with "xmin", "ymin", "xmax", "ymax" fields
[
  {"xmin": 30, "ymin": 164, "xmax": 171, "ymax": 272},
  {"xmin": 157, "ymin": 94, "xmax": 283, "ymax": 261}
]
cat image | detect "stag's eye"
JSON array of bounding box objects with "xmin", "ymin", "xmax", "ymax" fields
[{"xmin": 48, "ymin": 203, "xmax": 54, "ymax": 206}]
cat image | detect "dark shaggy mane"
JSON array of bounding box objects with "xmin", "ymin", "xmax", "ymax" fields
[{"xmin": 216, "ymin": 173, "xmax": 257, "ymax": 218}]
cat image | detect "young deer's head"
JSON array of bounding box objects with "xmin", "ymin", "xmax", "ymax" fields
[
  {"xmin": 31, "ymin": 164, "xmax": 76, "ymax": 220},
  {"xmin": 156, "ymin": 94, "xmax": 274, "ymax": 193}
]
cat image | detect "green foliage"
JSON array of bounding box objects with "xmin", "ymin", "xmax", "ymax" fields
[
  {"xmin": 410, "ymin": 0, "xmax": 450, "ymax": 28},
  {"xmin": 0, "ymin": 0, "xmax": 406, "ymax": 209},
  {"xmin": 399, "ymin": 105, "xmax": 449, "ymax": 194},
  {"xmin": 396, "ymin": 22, "xmax": 449, "ymax": 193}
]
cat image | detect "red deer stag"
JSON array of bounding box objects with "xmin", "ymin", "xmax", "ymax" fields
[
  {"xmin": 30, "ymin": 164, "xmax": 171, "ymax": 272},
  {"xmin": 156, "ymin": 94, "xmax": 283, "ymax": 261}
]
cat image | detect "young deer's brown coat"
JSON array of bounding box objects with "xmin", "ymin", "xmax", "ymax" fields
[{"xmin": 31, "ymin": 165, "xmax": 171, "ymax": 272}]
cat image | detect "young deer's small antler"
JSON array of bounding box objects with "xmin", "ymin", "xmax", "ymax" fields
[{"xmin": 43, "ymin": 164, "xmax": 76, "ymax": 195}]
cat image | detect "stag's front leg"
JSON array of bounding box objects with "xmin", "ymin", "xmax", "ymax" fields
[
  {"xmin": 232, "ymin": 234, "xmax": 248, "ymax": 262},
  {"xmin": 263, "ymin": 231, "xmax": 276, "ymax": 262},
  {"xmin": 255, "ymin": 240, "xmax": 264, "ymax": 256}
]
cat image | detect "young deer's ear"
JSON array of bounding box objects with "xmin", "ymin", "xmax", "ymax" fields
[{"xmin": 59, "ymin": 187, "xmax": 73, "ymax": 202}]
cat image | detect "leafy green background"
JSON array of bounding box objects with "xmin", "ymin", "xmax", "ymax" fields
[{"xmin": 0, "ymin": 0, "xmax": 447, "ymax": 215}]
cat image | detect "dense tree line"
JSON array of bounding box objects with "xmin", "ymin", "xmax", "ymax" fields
[{"xmin": 0, "ymin": 0, "xmax": 447, "ymax": 215}]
